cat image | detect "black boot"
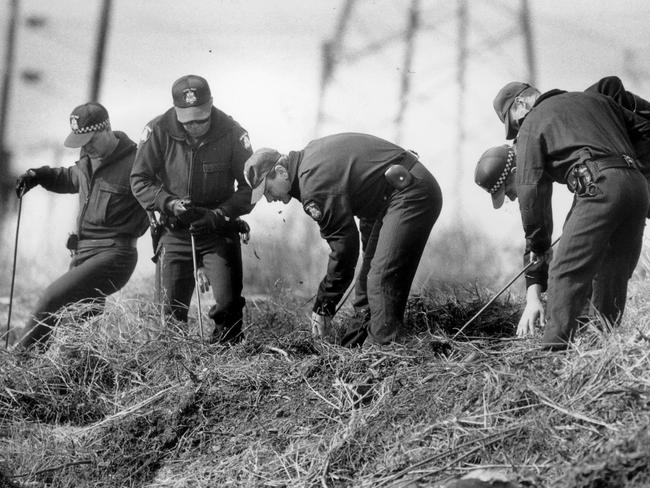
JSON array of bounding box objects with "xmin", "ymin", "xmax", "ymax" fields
[
  {"xmin": 339, "ymin": 308, "xmax": 370, "ymax": 348},
  {"xmin": 208, "ymin": 297, "xmax": 245, "ymax": 345}
]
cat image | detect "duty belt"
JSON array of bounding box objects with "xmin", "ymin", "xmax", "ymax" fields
[
  {"xmin": 589, "ymin": 154, "xmax": 637, "ymax": 171},
  {"xmin": 566, "ymin": 154, "xmax": 637, "ymax": 195},
  {"xmin": 76, "ymin": 237, "xmax": 138, "ymax": 249}
]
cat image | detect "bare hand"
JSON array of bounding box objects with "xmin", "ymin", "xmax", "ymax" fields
[
  {"xmin": 310, "ymin": 312, "xmax": 332, "ymax": 341},
  {"xmin": 517, "ymin": 284, "xmax": 545, "ymax": 337},
  {"xmin": 196, "ymin": 267, "xmax": 211, "ymax": 293},
  {"xmin": 531, "ymin": 247, "xmax": 553, "ymax": 265},
  {"xmin": 170, "ymin": 199, "xmax": 191, "ymax": 217},
  {"xmin": 237, "ymin": 219, "xmax": 251, "ymax": 245},
  {"xmin": 517, "ymin": 301, "xmax": 545, "ymax": 337}
]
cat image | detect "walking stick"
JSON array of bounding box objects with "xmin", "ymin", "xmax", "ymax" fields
[
  {"xmin": 190, "ymin": 234, "xmax": 204, "ymax": 340},
  {"xmin": 5, "ymin": 196, "xmax": 23, "ymax": 348},
  {"xmin": 452, "ymin": 236, "xmax": 561, "ymax": 340}
]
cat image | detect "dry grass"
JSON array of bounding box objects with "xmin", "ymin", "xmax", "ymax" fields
[{"xmin": 1, "ymin": 283, "xmax": 650, "ymax": 488}]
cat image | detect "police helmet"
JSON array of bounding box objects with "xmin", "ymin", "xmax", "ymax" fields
[{"xmin": 474, "ymin": 145, "xmax": 515, "ymax": 209}]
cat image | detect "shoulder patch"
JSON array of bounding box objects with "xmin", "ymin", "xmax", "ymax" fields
[
  {"xmin": 304, "ymin": 201, "xmax": 322, "ymax": 221},
  {"xmin": 140, "ymin": 125, "xmax": 152, "ymax": 143},
  {"xmin": 240, "ymin": 133, "xmax": 252, "ymax": 151}
]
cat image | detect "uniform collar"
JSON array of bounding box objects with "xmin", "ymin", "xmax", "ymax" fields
[
  {"xmin": 514, "ymin": 89, "xmax": 567, "ymax": 138},
  {"xmin": 534, "ymin": 89, "xmax": 566, "ymax": 107},
  {"xmin": 78, "ymin": 131, "xmax": 135, "ymax": 174},
  {"xmin": 286, "ymin": 150, "xmax": 302, "ymax": 200}
]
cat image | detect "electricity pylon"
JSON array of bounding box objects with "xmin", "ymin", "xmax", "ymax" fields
[{"xmin": 314, "ymin": 0, "xmax": 538, "ymax": 220}]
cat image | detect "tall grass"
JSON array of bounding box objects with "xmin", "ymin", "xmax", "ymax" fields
[
  {"xmin": 2, "ymin": 210, "xmax": 650, "ymax": 487},
  {"xmin": 1, "ymin": 277, "xmax": 649, "ymax": 487}
]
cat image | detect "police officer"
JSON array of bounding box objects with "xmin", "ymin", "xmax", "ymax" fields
[
  {"xmin": 131, "ymin": 75, "xmax": 253, "ymax": 343},
  {"xmin": 243, "ymin": 133, "xmax": 443, "ymax": 346},
  {"xmin": 15, "ymin": 102, "xmax": 148, "ymax": 350},
  {"xmin": 484, "ymin": 81, "xmax": 650, "ymax": 349}
]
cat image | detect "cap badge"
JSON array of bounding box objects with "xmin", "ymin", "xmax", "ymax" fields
[
  {"xmin": 304, "ymin": 201, "xmax": 322, "ymax": 221},
  {"xmin": 183, "ymin": 89, "xmax": 197, "ymax": 105},
  {"xmin": 240, "ymin": 133, "xmax": 252, "ymax": 151},
  {"xmin": 70, "ymin": 115, "xmax": 79, "ymax": 132}
]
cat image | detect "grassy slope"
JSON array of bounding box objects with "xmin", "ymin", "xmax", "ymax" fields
[{"xmin": 1, "ymin": 284, "xmax": 649, "ymax": 488}]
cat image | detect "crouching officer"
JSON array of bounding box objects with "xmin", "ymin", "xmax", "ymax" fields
[
  {"xmin": 243, "ymin": 133, "xmax": 443, "ymax": 346},
  {"xmin": 15, "ymin": 102, "xmax": 148, "ymax": 350},
  {"xmin": 479, "ymin": 80, "xmax": 650, "ymax": 350},
  {"xmin": 131, "ymin": 75, "xmax": 253, "ymax": 344}
]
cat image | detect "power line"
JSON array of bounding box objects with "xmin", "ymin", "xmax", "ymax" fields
[{"xmin": 314, "ymin": 0, "xmax": 538, "ymax": 220}]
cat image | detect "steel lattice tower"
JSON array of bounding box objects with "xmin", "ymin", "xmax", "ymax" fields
[{"xmin": 314, "ymin": 0, "xmax": 537, "ymax": 221}]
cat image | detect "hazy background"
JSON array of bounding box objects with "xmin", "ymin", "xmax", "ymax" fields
[{"xmin": 1, "ymin": 0, "xmax": 650, "ymax": 302}]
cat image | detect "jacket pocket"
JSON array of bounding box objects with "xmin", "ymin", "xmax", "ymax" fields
[
  {"xmin": 194, "ymin": 161, "xmax": 233, "ymax": 204},
  {"xmin": 86, "ymin": 181, "xmax": 131, "ymax": 225}
]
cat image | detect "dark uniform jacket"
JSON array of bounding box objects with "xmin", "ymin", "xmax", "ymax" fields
[
  {"xmin": 586, "ymin": 76, "xmax": 650, "ymax": 171},
  {"xmin": 130, "ymin": 106, "xmax": 253, "ymax": 219},
  {"xmin": 285, "ymin": 132, "xmax": 418, "ymax": 314},
  {"xmin": 33, "ymin": 131, "xmax": 148, "ymax": 240},
  {"xmin": 516, "ymin": 90, "xmax": 650, "ymax": 290}
]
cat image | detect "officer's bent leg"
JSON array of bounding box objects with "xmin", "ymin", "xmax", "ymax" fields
[
  {"xmin": 591, "ymin": 178, "xmax": 648, "ymax": 325},
  {"xmin": 543, "ymin": 169, "xmax": 647, "ymax": 348},
  {"xmin": 19, "ymin": 246, "xmax": 137, "ymax": 349},
  {"xmin": 366, "ymin": 165, "xmax": 442, "ymax": 345},
  {"xmin": 201, "ymin": 235, "xmax": 244, "ymax": 342},
  {"xmin": 353, "ymin": 218, "xmax": 381, "ymax": 312},
  {"xmin": 158, "ymin": 235, "xmax": 195, "ymax": 323}
]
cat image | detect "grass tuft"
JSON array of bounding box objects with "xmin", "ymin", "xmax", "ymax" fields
[{"xmin": 1, "ymin": 284, "xmax": 649, "ymax": 487}]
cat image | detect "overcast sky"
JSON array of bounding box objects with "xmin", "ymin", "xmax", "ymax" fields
[{"xmin": 2, "ymin": 0, "xmax": 650, "ymax": 278}]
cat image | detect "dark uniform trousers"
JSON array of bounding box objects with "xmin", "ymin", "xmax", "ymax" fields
[
  {"xmin": 353, "ymin": 161, "xmax": 442, "ymax": 345},
  {"xmin": 19, "ymin": 243, "xmax": 138, "ymax": 349},
  {"xmin": 156, "ymin": 229, "xmax": 243, "ymax": 338},
  {"xmin": 542, "ymin": 165, "xmax": 648, "ymax": 347}
]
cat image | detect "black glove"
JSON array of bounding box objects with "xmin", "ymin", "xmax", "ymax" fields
[
  {"xmin": 234, "ymin": 218, "xmax": 250, "ymax": 244},
  {"xmin": 234, "ymin": 219, "xmax": 250, "ymax": 235},
  {"xmin": 15, "ymin": 169, "xmax": 39, "ymax": 198},
  {"xmin": 189, "ymin": 207, "xmax": 227, "ymax": 235},
  {"xmin": 171, "ymin": 201, "xmax": 204, "ymax": 227}
]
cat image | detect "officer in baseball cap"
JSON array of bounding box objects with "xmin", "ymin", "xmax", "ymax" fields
[
  {"xmin": 131, "ymin": 74, "xmax": 254, "ymax": 344},
  {"xmin": 63, "ymin": 102, "xmax": 111, "ymax": 148},
  {"xmin": 244, "ymin": 148, "xmax": 284, "ymax": 204},
  {"xmin": 487, "ymin": 79, "xmax": 650, "ymax": 351},
  {"xmin": 492, "ymin": 81, "xmax": 537, "ymax": 140},
  {"xmin": 14, "ymin": 102, "xmax": 148, "ymax": 351},
  {"xmin": 244, "ymin": 133, "xmax": 443, "ymax": 347},
  {"xmin": 171, "ymin": 74, "xmax": 213, "ymax": 125}
]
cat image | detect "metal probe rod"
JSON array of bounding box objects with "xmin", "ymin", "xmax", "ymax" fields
[
  {"xmin": 452, "ymin": 236, "xmax": 561, "ymax": 340},
  {"xmin": 5, "ymin": 196, "xmax": 22, "ymax": 348},
  {"xmin": 190, "ymin": 234, "xmax": 204, "ymax": 340}
]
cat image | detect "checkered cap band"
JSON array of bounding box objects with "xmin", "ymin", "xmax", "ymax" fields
[
  {"xmin": 71, "ymin": 119, "xmax": 109, "ymax": 134},
  {"xmin": 488, "ymin": 147, "xmax": 515, "ymax": 194}
]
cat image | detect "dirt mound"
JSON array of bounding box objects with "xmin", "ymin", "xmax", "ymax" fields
[{"xmin": 1, "ymin": 289, "xmax": 649, "ymax": 487}]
